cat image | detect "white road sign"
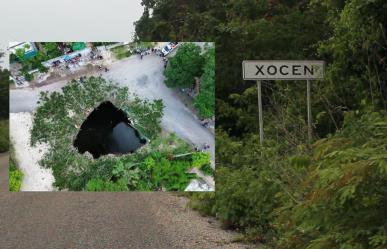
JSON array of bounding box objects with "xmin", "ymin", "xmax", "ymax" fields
[{"xmin": 242, "ymin": 60, "xmax": 324, "ymax": 80}]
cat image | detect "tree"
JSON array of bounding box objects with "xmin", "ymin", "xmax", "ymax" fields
[
  {"xmin": 318, "ymin": 0, "xmax": 387, "ymax": 111},
  {"xmin": 194, "ymin": 47, "xmax": 215, "ymax": 118},
  {"xmin": 164, "ymin": 43, "xmax": 204, "ymax": 88},
  {"xmin": 275, "ymin": 111, "xmax": 387, "ymax": 249},
  {"xmin": 0, "ymin": 67, "xmax": 10, "ymax": 118},
  {"xmin": 136, "ymin": 0, "xmax": 387, "ymax": 247},
  {"xmin": 42, "ymin": 42, "xmax": 62, "ymax": 58},
  {"xmin": 0, "ymin": 53, "xmax": 9, "ymax": 153}
]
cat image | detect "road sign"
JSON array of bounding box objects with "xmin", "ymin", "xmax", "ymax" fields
[
  {"xmin": 242, "ymin": 60, "xmax": 324, "ymax": 80},
  {"xmin": 242, "ymin": 60, "xmax": 325, "ymax": 146}
]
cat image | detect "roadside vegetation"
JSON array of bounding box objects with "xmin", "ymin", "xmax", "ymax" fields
[
  {"xmin": 0, "ymin": 54, "xmax": 9, "ymax": 152},
  {"xmin": 111, "ymin": 45, "xmax": 132, "ymax": 60},
  {"xmin": 135, "ymin": 0, "xmax": 387, "ymax": 248},
  {"xmin": 164, "ymin": 43, "xmax": 215, "ymax": 118},
  {"xmin": 9, "ymin": 144, "xmax": 23, "ymax": 191},
  {"xmin": 31, "ymin": 77, "xmax": 211, "ymax": 191}
]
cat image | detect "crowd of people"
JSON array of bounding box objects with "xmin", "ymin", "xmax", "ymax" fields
[
  {"xmin": 133, "ymin": 46, "xmax": 170, "ymax": 69},
  {"xmin": 194, "ymin": 143, "xmax": 211, "ymax": 152}
]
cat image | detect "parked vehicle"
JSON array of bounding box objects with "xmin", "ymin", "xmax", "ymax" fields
[{"xmin": 161, "ymin": 45, "xmax": 172, "ymax": 56}]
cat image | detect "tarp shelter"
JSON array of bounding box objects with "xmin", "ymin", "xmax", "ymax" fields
[
  {"xmin": 23, "ymin": 50, "xmax": 37, "ymax": 60},
  {"xmin": 72, "ymin": 42, "xmax": 86, "ymax": 51},
  {"xmin": 63, "ymin": 55, "xmax": 72, "ymax": 61}
]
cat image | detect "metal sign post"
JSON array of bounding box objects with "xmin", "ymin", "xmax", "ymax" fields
[
  {"xmin": 257, "ymin": 80, "xmax": 263, "ymax": 145},
  {"xmin": 307, "ymin": 80, "xmax": 312, "ymax": 144},
  {"xmin": 242, "ymin": 60, "xmax": 325, "ymax": 145}
]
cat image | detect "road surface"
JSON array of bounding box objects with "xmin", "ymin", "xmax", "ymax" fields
[
  {"xmin": 10, "ymin": 54, "xmax": 215, "ymax": 160},
  {"xmin": 0, "ymin": 153, "xmax": 8, "ymax": 191},
  {"xmin": 0, "ymin": 153, "xmax": 255, "ymax": 249}
]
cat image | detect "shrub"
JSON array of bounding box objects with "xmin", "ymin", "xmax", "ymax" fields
[
  {"xmin": 274, "ymin": 111, "xmax": 387, "ymax": 249},
  {"xmin": 164, "ymin": 43, "xmax": 204, "ymax": 88},
  {"xmin": 86, "ymin": 178, "xmax": 129, "ymax": 191},
  {"xmin": 9, "ymin": 147, "xmax": 23, "ymax": 192},
  {"xmin": 194, "ymin": 47, "xmax": 215, "ymax": 118},
  {"xmin": 149, "ymin": 155, "xmax": 196, "ymax": 191},
  {"xmin": 189, "ymin": 112, "xmax": 387, "ymax": 247},
  {"xmin": 9, "ymin": 170, "xmax": 23, "ymax": 192},
  {"xmin": 188, "ymin": 192, "xmax": 216, "ymax": 216}
]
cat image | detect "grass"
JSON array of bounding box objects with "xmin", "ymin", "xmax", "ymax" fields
[
  {"xmin": 9, "ymin": 143, "xmax": 23, "ymax": 191},
  {"xmin": 200, "ymin": 164, "xmax": 215, "ymax": 176},
  {"xmin": 112, "ymin": 45, "xmax": 131, "ymax": 60}
]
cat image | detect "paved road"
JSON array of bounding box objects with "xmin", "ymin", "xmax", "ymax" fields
[{"xmin": 10, "ymin": 54, "xmax": 215, "ymax": 160}]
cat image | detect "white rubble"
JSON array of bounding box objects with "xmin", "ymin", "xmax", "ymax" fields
[{"xmin": 10, "ymin": 112, "xmax": 55, "ymax": 191}]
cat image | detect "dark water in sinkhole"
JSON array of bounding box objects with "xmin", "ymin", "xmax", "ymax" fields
[{"xmin": 73, "ymin": 101, "xmax": 146, "ymax": 159}]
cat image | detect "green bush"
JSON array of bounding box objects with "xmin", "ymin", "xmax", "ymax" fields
[
  {"xmin": 0, "ymin": 68, "xmax": 10, "ymax": 118},
  {"xmin": 86, "ymin": 178, "xmax": 129, "ymax": 191},
  {"xmin": 192, "ymin": 152, "xmax": 211, "ymax": 168},
  {"xmin": 189, "ymin": 112, "xmax": 387, "ymax": 247},
  {"xmin": 147, "ymin": 155, "xmax": 196, "ymax": 191},
  {"xmin": 194, "ymin": 47, "xmax": 215, "ymax": 118},
  {"xmin": 274, "ymin": 112, "xmax": 387, "ymax": 249},
  {"xmin": 188, "ymin": 192, "xmax": 216, "ymax": 216},
  {"xmin": 164, "ymin": 43, "xmax": 204, "ymax": 88},
  {"xmin": 9, "ymin": 147, "xmax": 23, "ymax": 192},
  {"xmin": 9, "ymin": 170, "xmax": 23, "ymax": 192},
  {"xmin": 135, "ymin": 0, "xmax": 387, "ymax": 247}
]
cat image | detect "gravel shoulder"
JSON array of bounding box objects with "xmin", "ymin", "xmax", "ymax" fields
[{"xmin": 149, "ymin": 193, "xmax": 260, "ymax": 249}]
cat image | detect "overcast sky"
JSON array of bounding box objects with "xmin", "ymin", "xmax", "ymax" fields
[{"xmin": 0, "ymin": 0, "xmax": 143, "ymax": 62}]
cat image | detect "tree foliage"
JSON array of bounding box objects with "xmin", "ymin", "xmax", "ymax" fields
[
  {"xmin": 0, "ymin": 67, "xmax": 9, "ymax": 119},
  {"xmin": 86, "ymin": 178, "xmax": 129, "ymax": 191},
  {"xmin": 194, "ymin": 47, "xmax": 215, "ymax": 118},
  {"xmin": 31, "ymin": 77, "xmax": 164, "ymax": 190},
  {"xmin": 164, "ymin": 43, "xmax": 204, "ymax": 88},
  {"xmin": 0, "ymin": 53, "xmax": 9, "ymax": 152},
  {"xmin": 274, "ymin": 111, "xmax": 387, "ymax": 249},
  {"xmin": 135, "ymin": 0, "xmax": 387, "ymax": 247},
  {"xmin": 9, "ymin": 145, "xmax": 23, "ymax": 191}
]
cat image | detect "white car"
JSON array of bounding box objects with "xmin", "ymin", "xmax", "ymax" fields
[{"xmin": 161, "ymin": 44, "xmax": 172, "ymax": 56}]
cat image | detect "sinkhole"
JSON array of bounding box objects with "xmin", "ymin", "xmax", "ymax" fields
[{"xmin": 73, "ymin": 101, "xmax": 146, "ymax": 159}]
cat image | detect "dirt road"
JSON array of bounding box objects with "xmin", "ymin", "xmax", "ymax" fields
[
  {"xmin": 0, "ymin": 153, "xmax": 8, "ymax": 191},
  {"xmin": 0, "ymin": 154, "xmax": 255, "ymax": 249}
]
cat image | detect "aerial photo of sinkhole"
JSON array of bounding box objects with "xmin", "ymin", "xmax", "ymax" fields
[{"xmin": 9, "ymin": 42, "xmax": 215, "ymax": 192}]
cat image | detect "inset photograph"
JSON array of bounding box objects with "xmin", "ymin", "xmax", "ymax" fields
[{"xmin": 9, "ymin": 42, "xmax": 214, "ymax": 191}]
